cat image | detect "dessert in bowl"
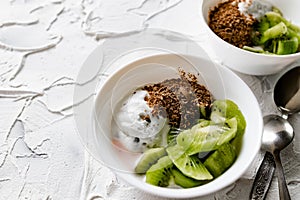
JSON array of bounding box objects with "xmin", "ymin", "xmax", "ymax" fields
[
  {"xmin": 200, "ymin": 0, "xmax": 300, "ymax": 75},
  {"xmin": 92, "ymin": 53, "xmax": 263, "ymax": 198}
]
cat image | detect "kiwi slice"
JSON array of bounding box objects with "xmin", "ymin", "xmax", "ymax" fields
[
  {"xmin": 167, "ymin": 145, "xmax": 213, "ymax": 180},
  {"xmin": 171, "ymin": 168, "xmax": 207, "ymax": 188},
  {"xmin": 217, "ymin": 118, "xmax": 238, "ymax": 146},
  {"xmin": 166, "ymin": 144, "xmax": 186, "ymax": 161},
  {"xmin": 135, "ymin": 147, "xmax": 167, "ymax": 174},
  {"xmin": 204, "ymin": 143, "xmax": 236, "ymax": 178},
  {"xmin": 167, "ymin": 127, "xmax": 182, "ymax": 146},
  {"xmin": 176, "ymin": 117, "xmax": 237, "ymax": 155},
  {"xmin": 276, "ymin": 37, "xmax": 298, "ymax": 55},
  {"xmin": 175, "ymin": 129, "xmax": 194, "ymax": 151},
  {"xmin": 265, "ymin": 11, "xmax": 300, "ymax": 33},
  {"xmin": 194, "ymin": 119, "xmax": 212, "ymax": 128},
  {"xmin": 146, "ymin": 156, "xmax": 173, "ymax": 187},
  {"xmin": 210, "ymin": 99, "xmax": 246, "ymax": 137},
  {"xmin": 199, "ymin": 105, "xmax": 209, "ymax": 119},
  {"xmin": 260, "ymin": 22, "xmax": 288, "ymax": 44}
]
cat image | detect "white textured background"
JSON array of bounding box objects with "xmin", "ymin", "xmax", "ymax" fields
[{"xmin": 0, "ymin": 0, "xmax": 299, "ymax": 199}]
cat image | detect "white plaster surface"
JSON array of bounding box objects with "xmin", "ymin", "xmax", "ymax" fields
[{"xmin": 0, "ymin": 0, "xmax": 299, "ymax": 199}]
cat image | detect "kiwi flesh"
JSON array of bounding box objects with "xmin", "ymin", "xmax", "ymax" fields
[
  {"xmin": 135, "ymin": 99, "xmax": 246, "ymax": 188},
  {"xmin": 167, "ymin": 145, "xmax": 213, "ymax": 180},
  {"xmin": 204, "ymin": 142, "xmax": 237, "ymax": 178},
  {"xmin": 171, "ymin": 168, "xmax": 207, "ymax": 188},
  {"xmin": 135, "ymin": 147, "xmax": 167, "ymax": 174},
  {"xmin": 167, "ymin": 127, "xmax": 182, "ymax": 146},
  {"xmin": 176, "ymin": 117, "xmax": 237, "ymax": 155},
  {"xmin": 210, "ymin": 99, "xmax": 246, "ymax": 137},
  {"xmin": 146, "ymin": 156, "xmax": 173, "ymax": 187}
]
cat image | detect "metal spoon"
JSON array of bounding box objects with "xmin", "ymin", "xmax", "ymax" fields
[
  {"xmin": 250, "ymin": 66, "xmax": 300, "ymax": 200},
  {"xmin": 262, "ymin": 115, "xmax": 294, "ymax": 200}
]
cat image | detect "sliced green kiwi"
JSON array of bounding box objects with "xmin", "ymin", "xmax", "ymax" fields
[
  {"xmin": 176, "ymin": 117, "xmax": 237, "ymax": 155},
  {"xmin": 167, "ymin": 127, "xmax": 182, "ymax": 146},
  {"xmin": 135, "ymin": 147, "xmax": 167, "ymax": 174},
  {"xmin": 176, "ymin": 119, "xmax": 216, "ymax": 153},
  {"xmin": 265, "ymin": 11, "xmax": 300, "ymax": 33},
  {"xmin": 272, "ymin": 6, "xmax": 283, "ymax": 16},
  {"xmin": 171, "ymin": 168, "xmax": 207, "ymax": 188},
  {"xmin": 199, "ymin": 105, "xmax": 209, "ymax": 119},
  {"xmin": 175, "ymin": 129, "xmax": 194, "ymax": 151},
  {"xmin": 146, "ymin": 156, "xmax": 173, "ymax": 187},
  {"xmin": 217, "ymin": 117, "xmax": 238, "ymax": 146},
  {"xmin": 276, "ymin": 37, "xmax": 298, "ymax": 55},
  {"xmin": 204, "ymin": 143, "xmax": 236, "ymax": 178},
  {"xmin": 260, "ymin": 22, "xmax": 288, "ymax": 44},
  {"xmin": 166, "ymin": 144, "xmax": 186, "ymax": 161},
  {"xmin": 167, "ymin": 146, "xmax": 213, "ymax": 180},
  {"xmin": 210, "ymin": 99, "xmax": 246, "ymax": 137},
  {"xmin": 194, "ymin": 119, "xmax": 212, "ymax": 129},
  {"xmin": 256, "ymin": 16, "xmax": 270, "ymax": 35}
]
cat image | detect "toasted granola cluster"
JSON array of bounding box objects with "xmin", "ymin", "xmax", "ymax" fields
[
  {"xmin": 208, "ymin": 0, "xmax": 257, "ymax": 48},
  {"xmin": 143, "ymin": 69, "xmax": 212, "ymax": 129}
]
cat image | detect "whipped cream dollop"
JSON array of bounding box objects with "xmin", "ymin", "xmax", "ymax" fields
[
  {"xmin": 112, "ymin": 89, "xmax": 168, "ymax": 152},
  {"xmin": 114, "ymin": 90, "xmax": 167, "ymax": 139},
  {"xmin": 238, "ymin": 0, "xmax": 272, "ymax": 20}
]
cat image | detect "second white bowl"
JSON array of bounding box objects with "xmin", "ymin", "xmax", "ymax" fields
[{"xmin": 200, "ymin": 0, "xmax": 300, "ymax": 75}]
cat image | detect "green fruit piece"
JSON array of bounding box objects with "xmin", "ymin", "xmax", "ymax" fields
[
  {"xmin": 175, "ymin": 129, "xmax": 194, "ymax": 150},
  {"xmin": 230, "ymin": 133, "xmax": 243, "ymax": 155},
  {"xmin": 135, "ymin": 147, "xmax": 167, "ymax": 174},
  {"xmin": 199, "ymin": 105, "xmax": 209, "ymax": 119},
  {"xmin": 272, "ymin": 6, "xmax": 283, "ymax": 16},
  {"xmin": 210, "ymin": 112, "xmax": 226, "ymax": 124},
  {"xmin": 276, "ymin": 37, "xmax": 298, "ymax": 55},
  {"xmin": 194, "ymin": 119, "xmax": 212, "ymax": 128},
  {"xmin": 256, "ymin": 16, "xmax": 270, "ymax": 34},
  {"xmin": 172, "ymin": 168, "xmax": 207, "ymax": 188},
  {"xmin": 217, "ymin": 118, "xmax": 238, "ymax": 145},
  {"xmin": 167, "ymin": 146, "xmax": 213, "ymax": 180},
  {"xmin": 146, "ymin": 156, "xmax": 173, "ymax": 187},
  {"xmin": 265, "ymin": 11, "xmax": 284, "ymax": 27},
  {"xmin": 243, "ymin": 46, "xmax": 266, "ymax": 54},
  {"xmin": 260, "ymin": 22, "xmax": 288, "ymax": 44},
  {"xmin": 176, "ymin": 121, "xmax": 211, "ymax": 149},
  {"xmin": 166, "ymin": 144, "xmax": 186, "ymax": 161},
  {"xmin": 265, "ymin": 12, "xmax": 300, "ymax": 33},
  {"xmin": 287, "ymin": 29, "xmax": 300, "ymax": 44},
  {"xmin": 204, "ymin": 143, "xmax": 236, "ymax": 178},
  {"xmin": 176, "ymin": 117, "xmax": 237, "ymax": 155},
  {"xmin": 167, "ymin": 127, "xmax": 182, "ymax": 146},
  {"xmin": 210, "ymin": 99, "xmax": 246, "ymax": 137}
]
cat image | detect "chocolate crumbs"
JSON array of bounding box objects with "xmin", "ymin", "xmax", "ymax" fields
[
  {"xmin": 143, "ymin": 69, "xmax": 212, "ymax": 129},
  {"xmin": 208, "ymin": 0, "xmax": 257, "ymax": 48}
]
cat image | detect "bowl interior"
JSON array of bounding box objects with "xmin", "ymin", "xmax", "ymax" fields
[{"xmin": 93, "ymin": 53, "xmax": 263, "ymax": 198}]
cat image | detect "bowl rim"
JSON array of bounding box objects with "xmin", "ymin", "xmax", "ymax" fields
[
  {"xmin": 199, "ymin": 0, "xmax": 300, "ymax": 58},
  {"xmin": 93, "ymin": 53, "xmax": 263, "ymax": 199}
]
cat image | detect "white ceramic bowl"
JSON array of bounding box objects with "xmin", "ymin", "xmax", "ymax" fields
[
  {"xmin": 200, "ymin": 0, "xmax": 300, "ymax": 75},
  {"xmin": 92, "ymin": 53, "xmax": 263, "ymax": 198}
]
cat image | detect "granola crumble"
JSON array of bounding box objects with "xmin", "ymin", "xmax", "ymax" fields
[
  {"xmin": 143, "ymin": 69, "xmax": 212, "ymax": 129},
  {"xmin": 208, "ymin": 0, "xmax": 257, "ymax": 48}
]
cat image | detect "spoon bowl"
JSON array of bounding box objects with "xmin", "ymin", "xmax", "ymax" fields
[
  {"xmin": 274, "ymin": 66, "xmax": 300, "ymax": 114},
  {"xmin": 262, "ymin": 115, "xmax": 294, "ymax": 153}
]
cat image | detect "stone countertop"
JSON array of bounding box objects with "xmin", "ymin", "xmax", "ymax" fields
[{"xmin": 0, "ymin": 0, "xmax": 299, "ymax": 199}]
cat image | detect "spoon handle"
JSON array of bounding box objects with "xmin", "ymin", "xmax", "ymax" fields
[
  {"xmin": 273, "ymin": 151, "xmax": 291, "ymax": 200},
  {"xmin": 250, "ymin": 152, "xmax": 276, "ymax": 200}
]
